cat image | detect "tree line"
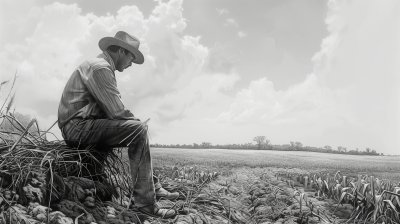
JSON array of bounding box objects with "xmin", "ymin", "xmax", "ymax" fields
[
  {"xmin": 150, "ymin": 136, "xmax": 382, "ymax": 156},
  {"xmin": 0, "ymin": 112, "xmax": 383, "ymax": 156}
]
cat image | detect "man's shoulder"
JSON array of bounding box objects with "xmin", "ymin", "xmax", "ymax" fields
[{"xmin": 80, "ymin": 57, "xmax": 112, "ymax": 71}]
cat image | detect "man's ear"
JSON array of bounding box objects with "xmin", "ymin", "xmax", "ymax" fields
[{"xmin": 118, "ymin": 48, "xmax": 124, "ymax": 55}]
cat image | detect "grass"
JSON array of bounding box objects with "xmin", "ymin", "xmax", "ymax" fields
[{"xmin": 147, "ymin": 148, "xmax": 400, "ymax": 182}]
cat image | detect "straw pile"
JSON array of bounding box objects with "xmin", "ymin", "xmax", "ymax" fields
[{"xmin": 0, "ymin": 111, "xmax": 145, "ymax": 223}]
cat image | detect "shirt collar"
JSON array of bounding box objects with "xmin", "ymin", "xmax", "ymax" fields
[{"xmin": 98, "ymin": 51, "xmax": 116, "ymax": 72}]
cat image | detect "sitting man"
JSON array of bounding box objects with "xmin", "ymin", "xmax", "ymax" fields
[{"xmin": 57, "ymin": 31, "xmax": 178, "ymax": 218}]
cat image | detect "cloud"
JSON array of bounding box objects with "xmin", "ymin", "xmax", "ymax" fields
[
  {"xmin": 238, "ymin": 31, "xmax": 247, "ymax": 38},
  {"xmin": 0, "ymin": 1, "xmax": 42, "ymax": 47},
  {"xmin": 217, "ymin": 74, "xmax": 352, "ymax": 127},
  {"xmin": 216, "ymin": 8, "xmax": 228, "ymax": 15},
  {"xmin": 224, "ymin": 18, "xmax": 238, "ymax": 27},
  {"xmin": 0, "ymin": 0, "xmax": 242, "ymax": 142},
  {"xmin": 218, "ymin": 0, "xmax": 400, "ymax": 153},
  {"xmin": 154, "ymin": 104, "xmax": 186, "ymax": 124},
  {"xmin": 203, "ymin": 45, "xmax": 236, "ymax": 74}
]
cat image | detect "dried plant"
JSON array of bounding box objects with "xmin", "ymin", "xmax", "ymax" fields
[{"xmin": 0, "ymin": 71, "xmax": 18, "ymax": 114}]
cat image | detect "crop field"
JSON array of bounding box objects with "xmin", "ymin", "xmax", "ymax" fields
[
  {"xmin": 151, "ymin": 148, "xmax": 400, "ymax": 181},
  {"xmin": 148, "ymin": 147, "xmax": 400, "ymax": 223}
]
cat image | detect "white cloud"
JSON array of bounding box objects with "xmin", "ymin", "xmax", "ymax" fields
[
  {"xmin": 238, "ymin": 31, "xmax": 247, "ymax": 38},
  {"xmin": 217, "ymin": 0, "xmax": 400, "ymax": 154},
  {"xmin": 217, "ymin": 74, "xmax": 352, "ymax": 127},
  {"xmin": 216, "ymin": 8, "xmax": 228, "ymax": 15},
  {"xmin": 224, "ymin": 18, "xmax": 238, "ymax": 27}
]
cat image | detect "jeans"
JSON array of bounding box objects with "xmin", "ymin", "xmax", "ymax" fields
[{"xmin": 61, "ymin": 118, "xmax": 161, "ymax": 207}]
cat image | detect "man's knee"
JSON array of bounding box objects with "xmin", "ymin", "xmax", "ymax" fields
[
  {"xmin": 127, "ymin": 131, "xmax": 147, "ymax": 148},
  {"xmin": 124, "ymin": 121, "xmax": 148, "ymax": 143}
]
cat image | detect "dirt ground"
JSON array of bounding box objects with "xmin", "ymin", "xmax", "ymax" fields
[{"xmin": 150, "ymin": 166, "xmax": 352, "ymax": 224}]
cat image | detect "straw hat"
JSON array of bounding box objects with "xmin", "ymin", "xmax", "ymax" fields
[{"xmin": 98, "ymin": 31, "xmax": 144, "ymax": 64}]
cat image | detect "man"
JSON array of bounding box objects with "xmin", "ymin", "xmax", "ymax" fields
[{"xmin": 58, "ymin": 31, "xmax": 178, "ymax": 218}]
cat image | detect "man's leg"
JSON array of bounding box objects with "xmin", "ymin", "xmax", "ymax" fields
[
  {"xmin": 62, "ymin": 118, "xmax": 177, "ymax": 213},
  {"xmin": 63, "ymin": 119, "xmax": 155, "ymax": 206},
  {"xmin": 126, "ymin": 133, "xmax": 156, "ymax": 206},
  {"xmin": 154, "ymin": 176, "xmax": 162, "ymax": 190}
]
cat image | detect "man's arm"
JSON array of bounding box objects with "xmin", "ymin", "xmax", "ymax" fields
[{"xmin": 85, "ymin": 68, "xmax": 139, "ymax": 120}]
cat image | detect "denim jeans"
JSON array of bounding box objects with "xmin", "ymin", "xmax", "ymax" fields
[{"xmin": 61, "ymin": 118, "xmax": 161, "ymax": 207}]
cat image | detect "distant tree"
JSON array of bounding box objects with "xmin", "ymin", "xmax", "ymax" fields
[
  {"xmin": 201, "ymin": 142, "xmax": 211, "ymax": 148},
  {"xmin": 323, "ymin": 145, "xmax": 332, "ymax": 153},
  {"xmin": 245, "ymin": 142, "xmax": 253, "ymax": 149},
  {"xmin": 264, "ymin": 139, "xmax": 272, "ymax": 150},
  {"xmin": 253, "ymin": 136, "xmax": 266, "ymax": 150},
  {"xmin": 295, "ymin": 142, "xmax": 303, "ymax": 150},
  {"xmin": 150, "ymin": 140, "xmax": 381, "ymax": 155}
]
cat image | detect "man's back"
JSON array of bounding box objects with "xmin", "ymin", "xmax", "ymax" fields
[{"xmin": 58, "ymin": 54, "xmax": 112, "ymax": 129}]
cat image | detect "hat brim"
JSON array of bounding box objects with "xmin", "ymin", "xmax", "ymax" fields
[{"xmin": 99, "ymin": 37, "xmax": 144, "ymax": 64}]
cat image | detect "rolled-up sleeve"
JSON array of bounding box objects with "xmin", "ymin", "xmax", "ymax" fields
[{"xmin": 85, "ymin": 68, "xmax": 136, "ymax": 120}]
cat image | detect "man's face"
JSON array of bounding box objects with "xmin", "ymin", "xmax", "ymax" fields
[{"xmin": 117, "ymin": 50, "xmax": 135, "ymax": 72}]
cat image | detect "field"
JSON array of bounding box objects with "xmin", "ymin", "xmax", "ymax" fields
[
  {"xmin": 145, "ymin": 148, "xmax": 400, "ymax": 223},
  {"xmin": 1, "ymin": 141, "xmax": 400, "ymax": 224},
  {"xmin": 151, "ymin": 148, "xmax": 400, "ymax": 181}
]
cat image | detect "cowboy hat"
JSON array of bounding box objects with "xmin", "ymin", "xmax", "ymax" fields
[{"xmin": 98, "ymin": 31, "xmax": 144, "ymax": 64}]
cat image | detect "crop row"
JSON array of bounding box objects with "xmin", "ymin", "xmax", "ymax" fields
[{"xmin": 276, "ymin": 170, "xmax": 400, "ymax": 223}]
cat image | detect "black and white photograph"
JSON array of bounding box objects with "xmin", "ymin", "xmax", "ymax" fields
[{"xmin": 0, "ymin": 0, "xmax": 399, "ymax": 223}]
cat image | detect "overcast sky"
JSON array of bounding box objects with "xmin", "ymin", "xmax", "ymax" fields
[{"xmin": 1, "ymin": 0, "xmax": 399, "ymax": 154}]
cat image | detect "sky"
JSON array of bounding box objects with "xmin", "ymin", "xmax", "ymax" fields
[{"xmin": 0, "ymin": 0, "xmax": 399, "ymax": 155}]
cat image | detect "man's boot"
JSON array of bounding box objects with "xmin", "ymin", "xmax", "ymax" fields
[{"xmin": 155, "ymin": 188, "xmax": 179, "ymax": 200}]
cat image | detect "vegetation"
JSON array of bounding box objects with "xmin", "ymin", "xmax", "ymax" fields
[
  {"xmin": 153, "ymin": 148, "xmax": 400, "ymax": 223},
  {"xmin": 151, "ymin": 148, "xmax": 400, "ymax": 181},
  {"xmin": 151, "ymin": 135, "xmax": 382, "ymax": 156},
  {"xmin": 278, "ymin": 169, "xmax": 400, "ymax": 224}
]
